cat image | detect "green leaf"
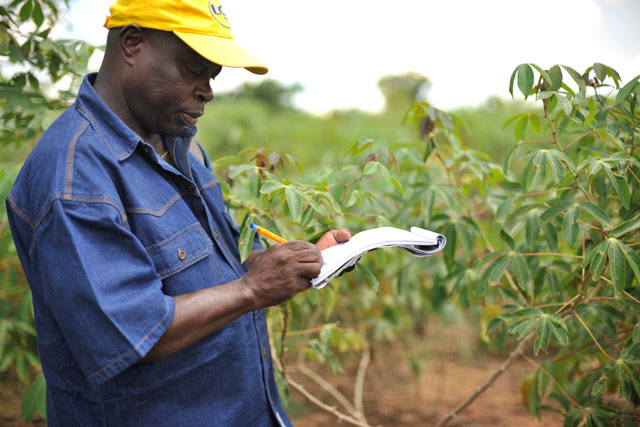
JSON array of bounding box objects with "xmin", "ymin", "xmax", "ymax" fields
[
  {"xmin": 31, "ymin": 0, "xmax": 43, "ymax": 26},
  {"xmin": 578, "ymin": 202, "xmax": 612, "ymax": 228},
  {"xmin": 534, "ymin": 316, "xmax": 551, "ymax": 355},
  {"xmin": 523, "ymin": 151, "xmax": 547, "ymax": 191},
  {"xmin": 512, "ymin": 253, "xmax": 530, "ymax": 287},
  {"xmin": 548, "ymin": 65, "xmax": 563, "ymax": 91},
  {"xmin": 615, "ymin": 73, "xmax": 640, "ymax": 104},
  {"xmin": 608, "ymin": 239, "xmax": 626, "ymax": 293},
  {"xmin": 514, "ymin": 114, "xmax": 528, "ymax": 142},
  {"xmin": 18, "ymin": 0, "xmax": 32, "ymax": 22},
  {"xmin": 556, "ymin": 94, "xmax": 572, "ymax": 116},
  {"xmin": 516, "ymin": 63, "xmax": 534, "ymax": 100},
  {"xmin": 357, "ymin": 263, "xmax": 380, "ymax": 294},
  {"xmin": 546, "ymin": 151, "xmax": 565, "ymax": 185},
  {"xmin": 285, "ymin": 186, "xmax": 303, "ymax": 223},
  {"xmin": 512, "ymin": 317, "xmax": 539, "ymax": 339},
  {"xmin": 562, "ymin": 65, "xmax": 587, "ymax": 94},
  {"xmin": 549, "ymin": 314, "xmax": 569, "ymax": 345},
  {"xmin": 238, "ymin": 214, "xmax": 256, "ymax": 263},
  {"xmin": 228, "ymin": 164, "xmax": 254, "ymax": 179},
  {"xmin": 481, "ymin": 254, "xmax": 510, "ymax": 286},
  {"xmin": 542, "ymin": 222, "xmax": 558, "ymax": 252},
  {"xmin": 620, "ymin": 242, "xmax": 640, "ymax": 282},
  {"xmin": 259, "ymin": 180, "xmax": 286, "ymax": 194},
  {"xmin": 593, "ymin": 62, "xmax": 607, "ymax": 83},
  {"xmin": 21, "ymin": 374, "xmax": 46, "ymax": 422},
  {"xmin": 602, "ymin": 165, "xmax": 631, "ymax": 209},
  {"xmin": 525, "ymin": 214, "xmax": 540, "ymax": 249},
  {"xmin": 540, "ymin": 201, "xmax": 574, "ymax": 222},
  {"xmin": 562, "ymin": 206, "xmax": 580, "ymax": 247},
  {"xmin": 362, "ymin": 160, "xmax": 379, "ymax": 176},
  {"xmin": 500, "ymin": 230, "xmax": 516, "ymax": 251},
  {"xmin": 590, "ymin": 240, "xmax": 610, "ymax": 280},
  {"xmin": 443, "ymin": 222, "xmax": 456, "ymax": 272},
  {"xmin": 323, "ymin": 284, "xmax": 337, "ymax": 319},
  {"xmin": 496, "ymin": 195, "xmax": 520, "ymax": 223}
]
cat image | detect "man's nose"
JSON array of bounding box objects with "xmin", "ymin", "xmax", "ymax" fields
[{"xmin": 195, "ymin": 80, "xmax": 214, "ymax": 103}]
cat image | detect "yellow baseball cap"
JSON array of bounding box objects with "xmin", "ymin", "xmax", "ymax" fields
[{"xmin": 104, "ymin": 0, "xmax": 268, "ymax": 75}]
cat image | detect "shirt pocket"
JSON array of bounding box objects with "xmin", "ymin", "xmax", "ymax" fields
[{"xmin": 145, "ymin": 222, "xmax": 212, "ymax": 280}]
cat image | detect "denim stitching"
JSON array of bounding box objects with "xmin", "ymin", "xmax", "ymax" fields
[
  {"xmin": 76, "ymin": 103, "xmax": 119, "ymax": 160},
  {"xmin": 145, "ymin": 222, "xmax": 201, "ymax": 253},
  {"xmin": 124, "ymin": 188, "xmax": 200, "ymax": 217},
  {"xmin": 125, "ymin": 193, "xmax": 182, "ymax": 217},
  {"xmin": 209, "ymin": 250, "xmax": 225, "ymax": 283},
  {"xmin": 77, "ymin": 102, "xmax": 139, "ymax": 161},
  {"xmin": 7, "ymin": 190, "xmax": 34, "ymax": 230},
  {"xmin": 86, "ymin": 297, "xmax": 172, "ymax": 383},
  {"xmin": 199, "ymin": 179, "xmax": 219, "ymax": 191},
  {"xmin": 156, "ymin": 227, "xmax": 213, "ymax": 279},
  {"xmin": 28, "ymin": 194, "xmax": 128, "ymax": 256},
  {"xmin": 65, "ymin": 121, "xmax": 90, "ymax": 196}
]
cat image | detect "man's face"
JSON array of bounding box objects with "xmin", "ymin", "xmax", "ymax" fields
[{"xmin": 123, "ymin": 29, "xmax": 223, "ymax": 138}]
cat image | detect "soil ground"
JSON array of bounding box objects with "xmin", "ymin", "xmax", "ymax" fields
[
  {"xmin": 289, "ymin": 319, "xmax": 565, "ymax": 427},
  {"xmin": 1, "ymin": 319, "xmax": 565, "ymax": 427}
]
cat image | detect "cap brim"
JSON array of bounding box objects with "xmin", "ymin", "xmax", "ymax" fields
[{"xmin": 174, "ymin": 32, "xmax": 268, "ymax": 75}]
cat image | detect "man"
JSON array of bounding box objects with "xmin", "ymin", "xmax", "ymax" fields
[{"xmin": 6, "ymin": 0, "xmax": 350, "ymax": 425}]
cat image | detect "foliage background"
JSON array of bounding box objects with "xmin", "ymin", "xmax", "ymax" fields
[{"xmin": 1, "ymin": 1, "xmax": 639, "ymax": 426}]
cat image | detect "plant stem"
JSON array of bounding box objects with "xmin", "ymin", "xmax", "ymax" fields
[
  {"xmin": 556, "ymin": 293, "xmax": 583, "ymax": 314},
  {"xmin": 574, "ymin": 313, "xmax": 616, "ymax": 362},
  {"xmin": 523, "ymin": 186, "xmax": 579, "ymax": 197},
  {"xmin": 354, "ymin": 347, "xmax": 371, "ymax": 425},
  {"xmin": 285, "ymin": 374, "xmax": 370, "ymax": 427},
  {"xmin": 553, "ymin": 329, "xmax": 633, "ymax": 363},
  {"xmin": 563, "ymin": 130, "xmax": 596, "ymax": 152},
  {"xmin": 521, "ymin": 252, "xmax": 584, "ymax": 259},
  {"xmin": 435, "ymin": 332, "xmax": 534, "ymax": 427},
  {"xmin": 296, "ymin": 363, "xmax": 358, "ymax": 416},
  {"xmin": 623, "ymin": 290, "xmax": 640, "ymax": 305},
  {"xmin": 521, "ymin": 353, "xmax": 582, "ymax": 408},
  {"xmin": 279, "ymin": 304, "xmax": 289, "ymax": 377}
]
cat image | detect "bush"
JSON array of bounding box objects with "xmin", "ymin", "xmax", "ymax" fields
[{"xmin": 219, "ymin": 63, "xmax": 640, "ymax": 426}]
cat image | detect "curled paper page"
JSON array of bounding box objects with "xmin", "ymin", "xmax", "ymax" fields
[{"xmin": 311, "ymin": 226, "xmax": 446, "ymax": 289}]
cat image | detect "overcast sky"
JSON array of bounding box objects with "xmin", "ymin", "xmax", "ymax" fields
[{"xmin": 64, "ymin": 0, "xmax": 640, "ymax": 114}]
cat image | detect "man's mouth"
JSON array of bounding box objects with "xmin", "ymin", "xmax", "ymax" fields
[{"xmin": 181, "ymin": 111, "xmax": 202, "ymax": 126}]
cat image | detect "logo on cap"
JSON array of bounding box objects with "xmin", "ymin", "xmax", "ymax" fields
[{"xmin": 208, "ymin": 1, "xmax": 230, "ymax": 29}]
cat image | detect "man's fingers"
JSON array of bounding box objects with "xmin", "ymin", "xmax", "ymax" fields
[{"xmin": 335, "ymin": 228, "xmax": 351, "ymax": 243}]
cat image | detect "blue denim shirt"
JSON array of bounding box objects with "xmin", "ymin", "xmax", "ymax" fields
[{"xmin": 6, "ymin": 74, "xmax": 291, "ymax": 426}]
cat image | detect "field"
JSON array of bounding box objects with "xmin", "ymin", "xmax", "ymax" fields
[{"xmin": 0, "ymin": 318, "xmax": 564, "ymax": 427}]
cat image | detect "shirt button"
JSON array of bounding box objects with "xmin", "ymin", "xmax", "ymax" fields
[
  {"xmin": 214, "ymin": 231, "xmax": 219, "ymax": 239},
  {"xmin": 178, "ymin": 248, "xmax": 186, "ymax": 260},
  {"xmin": 188, "ymin": 184, "xmax": 195, "ymax": 191},
  {"xmin": 263, "ymin": 349, "xmax": 268, "ymax": 358}
]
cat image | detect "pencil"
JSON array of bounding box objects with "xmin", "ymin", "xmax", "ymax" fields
[{"xmin": 249, "ymin": 223, "xmax": 288, "ymax": 244}]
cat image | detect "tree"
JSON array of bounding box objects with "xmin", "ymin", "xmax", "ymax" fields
[{"xmin": 378, "ymin": 71, "xmax": 430, "ymax": 112}]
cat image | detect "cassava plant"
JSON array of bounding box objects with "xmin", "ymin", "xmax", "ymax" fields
[{"xmin": 220, "ymin": 62, "xmax": 640, "ymax": 426}]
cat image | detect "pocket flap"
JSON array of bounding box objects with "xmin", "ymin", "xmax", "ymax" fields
[{"xmin": 145, "ymin": 223, "xmax": 212, "ymax": 280}]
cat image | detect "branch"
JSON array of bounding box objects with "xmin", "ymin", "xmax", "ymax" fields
[
  {"xmin": 285, "ymin": 373, "xmax": 371, "ymax": 427},
  {"xmin": 435, "ymin": 332, "xmax": 535, "ymax": 427},
  {"xmin": 296, "ymin": 363, "xmax": 358, "ymax": 416},
  {"xmin": 354, "ymin": 347, "xmax": 371, "ymax": 425},
  {"xmin": 521, "ymin": 353, "xmax": 582, "ymax": 408},
  {"xmin": 575, "ymin": 313, "xmax": 616, "ymax": 362}
]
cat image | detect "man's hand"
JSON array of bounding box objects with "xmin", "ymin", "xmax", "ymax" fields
[
  {"xmin": 315, "ymin": 228, "xmax": 351, "ymax": 250},
  {"xmin": 242, "ymin": 241, "xmax": 323, "ymax": 309}
]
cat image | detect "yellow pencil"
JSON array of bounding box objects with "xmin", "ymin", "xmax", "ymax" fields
[{"xmin": 249, "ymin": 223, "xmax": 288, "ymax": 244}]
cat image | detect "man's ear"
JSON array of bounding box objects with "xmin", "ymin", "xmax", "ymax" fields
[{"xmin": 118, "ymin": 24, "xmax": 146, "ymax": 66}]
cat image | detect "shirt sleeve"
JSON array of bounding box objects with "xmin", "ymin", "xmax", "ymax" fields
[{"xmin": 34, "ymin": 198, "xmax": 175, "ymax": 388}]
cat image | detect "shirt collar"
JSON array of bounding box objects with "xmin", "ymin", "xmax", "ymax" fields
[{"xmin": 75, "ymin": 73, "xmax": 197, "ymax": 162}]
